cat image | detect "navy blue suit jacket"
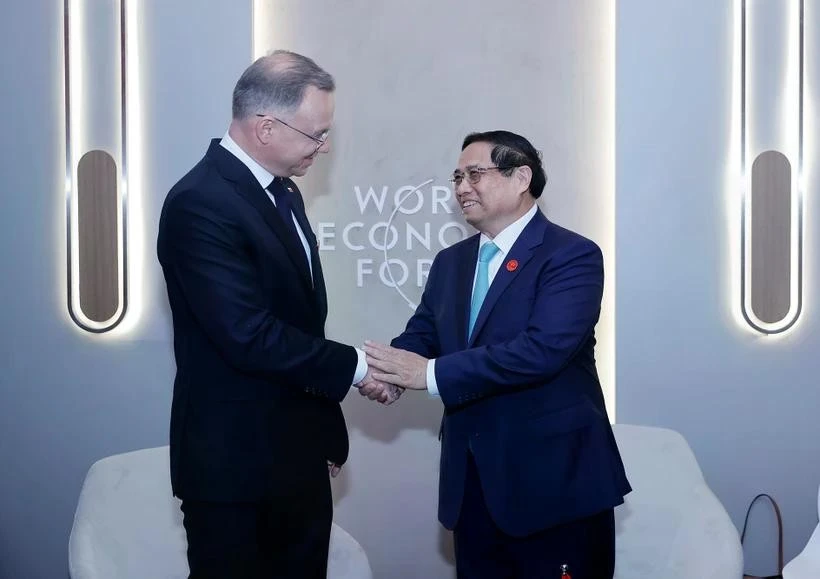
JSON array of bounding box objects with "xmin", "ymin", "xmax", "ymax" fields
[
  {"xmin": 157, "ymin": 139, "xmax": 357, "ymax": 502},
  {"xmin": 392, "ymin": 210, "xmax": 631, "ymax": 536}
]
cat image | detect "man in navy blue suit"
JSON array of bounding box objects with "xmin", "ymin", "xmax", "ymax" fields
[
  {"xmin": 157, "ymin": 51, "xmax": 398, "ymax": 579},
  {"xmin": 364, "ymin": 131, "xmax": 631, "ymax": 578}
]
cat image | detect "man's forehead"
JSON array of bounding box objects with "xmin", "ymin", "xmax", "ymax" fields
[
  {"xmin": 457, "ymin": 142, "xmax": 492, "ymax": 168},
  {"xmin": 292, "ymin": 88, "xmax": 334, "ymax": 126},
  {"xmin": 299, "ymin": 87, "xmax": 333, "ymax": 110}
]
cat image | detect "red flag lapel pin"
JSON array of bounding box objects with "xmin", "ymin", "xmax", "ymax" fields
[{"xmin": 506, "ymin": 259, "xmax": 518, "ymax": 272}]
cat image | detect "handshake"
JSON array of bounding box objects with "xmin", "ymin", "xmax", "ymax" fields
[{"xmin": 355, "ymin": 341, "xmax": 430, "ymax": 406}]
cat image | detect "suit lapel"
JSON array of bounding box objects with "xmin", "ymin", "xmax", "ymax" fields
[
  {"xmin": 206, "ymin": 140, "xmax": 314, "ymax": 293},
  {"xmin": 467, "ymin": 210, "xmax": 548, "ymax": 348},
  {"xmin": 455, "ymin": 235, "xmax": 480, "ymax": 348}
]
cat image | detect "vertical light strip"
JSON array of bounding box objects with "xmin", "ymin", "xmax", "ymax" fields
[
  {"xmin": 252, "ymin": 0, "xmax": 269, "ymax": 59},
  {"xmin": 116, "ymin": 0, "xmax": 144, "ymax": 336},
  {"xmin": 739, "ymin": 0, "xmax": 804, "ymax": 335},
  {"xmin": 117, "ymin": 0, "xmax": 129, "ymax": 330},
  {"xmin": 604, "ymin": 0, "xmax": 616, "ymax": 421},
  {"xmin": 65, "ymin": 0, "xmax": 131, "ymax": 333},
  {"xmin": 251, "ymin": 0, "xmax": 257, "ymax": 58}
]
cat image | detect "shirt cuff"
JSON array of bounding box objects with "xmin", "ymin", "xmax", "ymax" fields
[
  {"xmin": 426, "ymin": 359, "xmax": 440, "ymax": 397},
  {"xmin": 351, "ymin": 348, "xmax": 368, "ymax": 387}
]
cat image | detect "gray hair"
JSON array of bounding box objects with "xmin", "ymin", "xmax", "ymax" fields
[{"xmin": 231, "ymin": 50, "xmax": 335, "ymax": 119}]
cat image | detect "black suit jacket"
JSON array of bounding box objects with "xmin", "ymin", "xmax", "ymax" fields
[{"xmin": 157, "ymin": 139, "xmax": 357, "ymax": 502}]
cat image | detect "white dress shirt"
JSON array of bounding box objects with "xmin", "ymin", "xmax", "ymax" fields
[
  {"xmin": 426, "ymin": 203, "xmax": 539, "ymax": 396},
  {"xmin": 220, "ymin": 132, "xmax": 367, "ymax": 385}
]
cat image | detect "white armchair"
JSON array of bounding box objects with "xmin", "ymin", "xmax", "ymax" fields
[
  {"xmin": 68, "ymin": 446, "xmax": 372, "ymax": 579},
  {"xmin": 612, "ymin": 424, "xmax": 743, "ymax": 579},
  {"xmin": 783, "ymin": 484, "xmax": 820, "ymax": 578}
]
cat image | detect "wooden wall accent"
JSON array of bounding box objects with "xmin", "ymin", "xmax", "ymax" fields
[
  {"xmin": 750, "ymin": 150, "xmax": 792, "ymax": 324},
  {"xmin": 77, "ymin": 150, "xmax": 120, "ymax": 323}
]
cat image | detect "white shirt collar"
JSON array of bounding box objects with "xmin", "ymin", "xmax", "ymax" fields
[
  {"xmin": 479, "ymin": 203, "xmax": 539, "ymax": 255},
  {"xmin": 219, "ymin": 131, "xmax": 275, "ymax": 189}
]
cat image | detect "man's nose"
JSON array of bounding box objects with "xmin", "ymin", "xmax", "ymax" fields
[{"xmin": 456, "ymin": 180, "xmax": 472, "ymax": 197}]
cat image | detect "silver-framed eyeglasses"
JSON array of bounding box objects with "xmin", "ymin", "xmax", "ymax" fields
[
  {"xmin": 449, "ymin": 166, "xmax": 513, "ymax": 187},
  {"xmin": 256, "ymin": 114, "xmax": 330, "ymax": 152}
]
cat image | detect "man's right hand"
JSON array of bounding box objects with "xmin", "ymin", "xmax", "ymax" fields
[{"xmin": 357, "ymin": 367, "xmax": 403, "ymax": 405}]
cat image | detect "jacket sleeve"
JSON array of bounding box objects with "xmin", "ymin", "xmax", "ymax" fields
[
  {"xmin": 434, "ymin": 239, "xmax": 603, "ymax": 408},
  {"xmin": 158, "ymin": 188, "xmax": 357, "ymax": 401}
]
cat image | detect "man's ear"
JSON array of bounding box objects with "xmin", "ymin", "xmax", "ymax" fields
[
  {"xmin": 255, "ymin": 116, "xmax": 274, "ymax": 145},
  {"xmin": 515, "ymin": 165, "xmax": 532, "ymax": 195}
]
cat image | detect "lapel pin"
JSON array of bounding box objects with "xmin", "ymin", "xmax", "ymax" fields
[{"xmin": 506, "ymin": 259, "xmax": 518, "ymax": 272}]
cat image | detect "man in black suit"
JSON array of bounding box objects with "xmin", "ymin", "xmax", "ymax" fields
[{"xmin": 157, "ymin": 50, "xmax": 397, "ymax": 579}]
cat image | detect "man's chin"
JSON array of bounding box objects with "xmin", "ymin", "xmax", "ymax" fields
[
  {"xmin": 462, "ymin": 213, "xmax": 480, "ymax": 230},
  {"xmin": 291, "ymin": 160, "xmax": 314, "ymax": 177}
]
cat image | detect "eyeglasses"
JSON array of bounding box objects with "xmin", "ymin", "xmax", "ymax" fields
[
  {"xmin": 256, "ymin": 114, "xmax": 330, "ymax": 153},
  {"xmin": 449, "ymin": 166, "xmax": 513, "ymax": 187}
]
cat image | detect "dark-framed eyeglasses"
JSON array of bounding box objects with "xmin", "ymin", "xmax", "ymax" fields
[
  {"xmin": 256, "ymin": 114, "xmax": 330, "ymax": 152},
  {"xmin": 449, "ymin": 166, "xmax": 513, "ymax": 187}
]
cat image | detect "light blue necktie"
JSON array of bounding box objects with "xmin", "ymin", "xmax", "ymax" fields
[{"xmin": 468, "ymin": 241, "xmax": 500, "ymax": 339}]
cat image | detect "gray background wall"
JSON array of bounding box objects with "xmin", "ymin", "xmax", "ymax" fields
[{"xmin": 617, "ymin": 0, "xmax": 820, "ymax": 574}]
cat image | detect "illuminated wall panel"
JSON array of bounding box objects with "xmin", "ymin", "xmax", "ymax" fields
[
  {"xmin": 738, "ymin": 0, "xmax": 805, "ymax": 334},
  {"xmin": 64, "ymin": 0, "xmax": 133, "ymax": 333}
]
